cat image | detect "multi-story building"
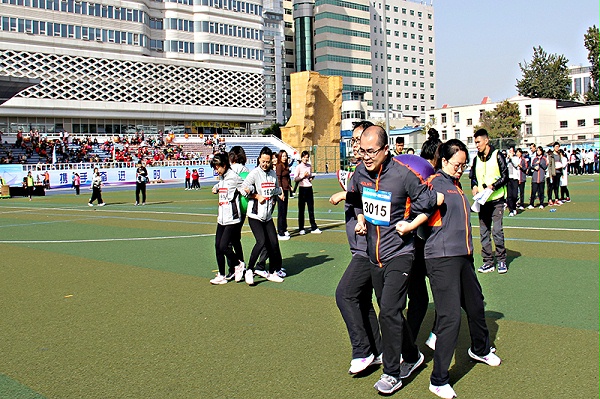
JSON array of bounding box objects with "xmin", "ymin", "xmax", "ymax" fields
[
  {"xmin": 427, "ymin": 96, "xmax": 600, "ymax": 151},
  {"xmin": 263, "ymin": 0, "xmax": 286, "ymax": 127},
  {"xmin": 568, "ymin": 65, "xmax": 593, "ymax": 102},
  {"xmin": 0, "ymin": 0, "xmax": 266, "ymax": 136}
]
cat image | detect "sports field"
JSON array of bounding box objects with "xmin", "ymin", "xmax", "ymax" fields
[{"xmin": 0, "ymin": 175, "xmax": 598, "ymax": 399}]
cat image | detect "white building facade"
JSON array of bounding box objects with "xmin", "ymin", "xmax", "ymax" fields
[
  {"xmin": 0, "ymin": 0, "xmax": 266, "ymax": 135},
  {"xmin": 427, "ymin": 96, "xmax": 600, "ymax": 151}
]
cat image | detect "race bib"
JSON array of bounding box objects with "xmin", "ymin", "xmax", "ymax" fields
[
  {"xmin": 362, "ymin": 187, "xmax": 391, "ymax": 226},
  {"xmin": 337, "ymin": 170, "xmax": 354, "ymax": 191},
  {"xmin": 218, "ymin": 187, "xmax": 229, "ymax": 205},
  {"xmin": 261, "ymin": 181, "xmax": 275, "ymax": 199}
]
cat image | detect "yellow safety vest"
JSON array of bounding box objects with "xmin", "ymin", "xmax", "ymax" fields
[{"xmin": 474, "ymin": 149, "xmax": 506, "ymax": 202}]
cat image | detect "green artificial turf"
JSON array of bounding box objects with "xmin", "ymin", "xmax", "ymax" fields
[{"xmin": 0, "ymin": 174, "xmax": 597, "ymax": 398}]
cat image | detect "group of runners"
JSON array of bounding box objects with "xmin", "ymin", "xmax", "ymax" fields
[{"xmin": 330, "ymin": 122, "xmax": 501, "ymax": 398}]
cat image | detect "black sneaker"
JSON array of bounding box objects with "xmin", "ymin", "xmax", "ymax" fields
[
  {"xmin": 478, "ymin": 263, "xmax": 495, "ymax": 273},
  {"xmin": 399, "ymin": 352, "xmax": 424, "ymax": 379}
]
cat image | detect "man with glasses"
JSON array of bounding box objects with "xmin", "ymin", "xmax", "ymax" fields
[
  {"xmin": 469, "ymin": 129, "xmax": 509, "ymax": 274},
  {"xmin": 347, "ymin": 125, "xmax": 443, "ymax": 394}
]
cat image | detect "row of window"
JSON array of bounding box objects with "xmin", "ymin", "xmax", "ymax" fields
[
  {"xmin": 559, "ymin": 119, "xmax": 600, "ymax": 128},
  {"xmin": 374, "ymin": 103, "xmax": 428, "ymax": 112},
  {"xmin": 315, "ymin": 55, "xmax": 371, "ymax": 65},
  {"xmin": 373, "ymin": 66, "xmax": 434, "ymax": 77},
  {"xmin": 319, "ymin": 69, "xmax": 371, "ymax": 79},
  {"xmin": 315, "ymin": 0, "xmax": 369, "ymax": 12},
  {"xmin": 378, "ymin": 3, "xmax": 432, "ymax": 19},
  {"xmin": 375, "ymin": 80, "xmax": 434, "ymax": 89},
  {"xmin": 199, "ymin": 21, "xmax": 263, "ymax": 41},
  {"xmin": 316, "ymin": 12, "xmax": 370, "ymax": 25},
  {"xmin": 200, "ymin": 0, "xmax": 263, "ymax": 16},
  {"xmin": 374, "ymin": 91, "xmax": 434, "ymax": 101},
  {"xmin": 314, "ymin": 26, "xmax": 370, "ymax": 39},
  {"xmin": 374, "ymin": 45, "xmax": 433, "ymax": 56},
  {"xmin": 374, "ymin": 14, "xmax": 433, "ymax": 31},
  {"xmin": 315, "ymin": 40, "xmax": 370, "ymax": 52},
  {"xmin": 374, "ymin": 28, "xmax": 431, "ymax": 43},
  {"xmin": 199, "ymin": 43, "xmax": 264, "ymax": 60},
  {"xmin": 342, "ymin": 110, "xmax": 366, "ymax": 119}
]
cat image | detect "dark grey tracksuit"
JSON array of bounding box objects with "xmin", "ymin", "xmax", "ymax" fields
[
  {"xmin": 425, "ymin": 171, "xmax": 491, "ymax": 387},
  {"xmin": 348, "ymin": 155, "xmax": 437, "ymax": 378},
  {"xmin": 335, "ymin": 192, "xmax": 381, "ymax": 360}
]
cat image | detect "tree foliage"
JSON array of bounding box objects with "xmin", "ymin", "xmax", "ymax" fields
[
  {"xmin": 516, "ymin": 46, "xmax": 572, "ymax": 100},
  {"xmin": 263, "ymin": 123, "xmax": 282, "ymax": 139},
  {"xmin": 584, "ymin": 25, "xmax": 599, "ymax": 104},
  {"xmin": 473, "ymin": 100, "xmax": 523, "ymax": 140}
]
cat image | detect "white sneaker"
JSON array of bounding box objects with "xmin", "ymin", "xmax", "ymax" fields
[
  {"xmin": 278, "ymin": 234, "xmax": 290, "ymax": 241},
  {"xmin": 527, "ymin": 205, "xmax": 534, "ymax": 209},
  {"xmin": 539, "ymin": 205, "xmax": 544, "ymax": 209},
  {"xmin": 209, "ymin": 274, "xmax": 228, "ymax": 285},
  {"xmin": 468, "ymin": 348, "xmax": 501, "ymax": 366},
  {"xmin": 88, "ymin": 203, "xmax": 94, "ymax": 207},
  {"xmin": 425, "ymin": 332, "xmax": 437, "ymax": 350},
  {"xmin": 349, "ymin": 353, "xmax": 375, "ymax": 374},
  {"xmin": 517, "ymin": 205, "xmax": 525, "ymax": 210},
  {"xmin": 276, "ymin": 268, "xmax": 287, "ymax": 278},
  {"xmin": 98, "ymin": 203, "xmax": 105, "ymax": 207},
  {"xmin": 429, "ymin": 383, "xmax": 457, "ymax": 399},
  {"xmin": 284, "ymin": 231, "xmax": 290, "ymax": 236},
  {"xmin": 254, "ymin": 269, "xmax": 268, "ymax": 279},
  {"xmin": 298, "ymin": 230, "xmax": 306, "ymax": 235},
  {"xmin": 244, "ymin": 269, "xmax": 254, "ymax": 285},
  {"xmin": 311, "ymin": 228, "xmax": 322, "ymax": 234},
  {"xmin": 234, "ymin": 262, "xmax": 245, "ymax": 282},
  {"xmin": 266, "ymin": 272, "xmax": 284, "ymax": 283}
]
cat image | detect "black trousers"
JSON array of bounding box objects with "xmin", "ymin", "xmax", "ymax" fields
[
  {"xmin": 89, "ymin": 187, "xmax": 103, "ymax": 204},
  {"xmin": 560, "ymin": 186, "xmax": 570, "ymax": 200},
  {"xmin": 546, "ymin": 176, "xmax": 559, "ymax": 201},
  {"xmin": 371, "ymin": 254, "xmax": 419, "ymax": 378},
  {"xmin": 277, "ymin": 190, "xmax": 289, "ymax": 235},
  {"xmin": 74, "ymin": 185, "xmax": 80, "ymax": 195},
  {"xmin": 506, "ymin": 179, "xmax": 518, "ymax": 212},
  {"xmin": 517, "ymin": 181, "xmax": 526, "ymax": 207},
  {"xmin": 478, "ymin": 199, "xmax": 506, "ymax": 264},
  {"xmin": 215, "ymin": 223, "xmax": 242, "ymax": 276},
  {"xmin": 335, "ymin": 254, "xmax": 381, "ymax": 359},
  {"xmin": 298, "ymin": 186, "xmax": 317, "ymax": 231},
  {"xmin": 136, "ymin": 183, "xmax": 146, "ymax": 203},
  {"xmin": 529, "ymin": 181, "xmax": 545, "ymax": 206},
  {"xmin": 426, "ymin": 255, "xmax": 490, "ymax": 386},
  {"xmin": 406, "ymin": 237, "xmax": 429, "ymax": 343},
  {"xmin": 248, "ymin": 218, "xmax": 282, "ymax": 273},
  {"xmin": 185, "ymin": 177, "xmax": 191, "ymax": 189}
]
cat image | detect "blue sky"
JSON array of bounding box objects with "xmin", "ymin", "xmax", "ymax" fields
[{"xmin": 434, "ymin": 0, "xmax": 599, "ymax": 106}]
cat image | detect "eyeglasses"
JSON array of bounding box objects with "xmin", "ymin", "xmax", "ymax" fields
[
  {"xmin": 358, "ymin": 146, "xmax": 385, "ymax": 158},
  {"xmin": 350, "ymin": 137, "xmax": 360, "ymax": 144},
  {"xmin": 447, "ymin": 160, "xmax": 468, "ymax": 171}
]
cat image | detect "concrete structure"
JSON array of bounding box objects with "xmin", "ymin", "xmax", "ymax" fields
[
  {"xmin": 427, "ymin": 96, "xmax": 600, "ymax": 151},
  {"xmin": 281, "ymin": 70, "xmax": 342, "ymax": 170},
  {"xmin": 569, "ymin": 65, "xmax": 593, "ymax": 102},
  {"xmin": 0, "ymin": 0, "xmax": 266, "ymax": 135}
]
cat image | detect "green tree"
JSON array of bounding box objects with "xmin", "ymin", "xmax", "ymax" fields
[
  {"xmin": 516, "ymin": 46, "xmax": 572, "ymax": 100},
  {"xmin": 262, "ymin": 123, "xmax": 282, "ymax": 139},
  {"xmin": 473, "ymin": 100, "xmax": 523, "ymax": 143},
  {"xmin": 584, "ymin": 25, "xmax": 599, "ymax": 104}
]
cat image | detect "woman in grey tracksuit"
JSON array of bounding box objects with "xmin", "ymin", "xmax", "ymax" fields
[
  {"xmin": 241, "ymin": 146, "xmax": 284, "ymax": 284},
  {"xmin": 528, "ymin": 147, "xmax": 548, "ymax": 208}
]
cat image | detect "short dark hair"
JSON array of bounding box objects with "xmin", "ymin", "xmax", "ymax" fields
[
  {"xmin": 395, "ymin": 136, "xmax": 404, "ymax": 145},
  {"xmin": 352, "ymin": 120, "xmax": 374, "ymax": 132},
  {"xmin": 474, "ymin": 128, "xmax": 488, "ymax": 138},
  {"xmin": 437, "ymin": 139, "xmax": 469, "ymax": 170},
  {"xmin": 363, "ymin": 125, "xmax": 388, "ymax": 148},
  {"xmin": 301, "ymin": 150, "xmax": 310, "ymax": 158},
  {"xmin": 421, "ymin": 128, "xmax": 441, "ymax": 161},
  {"xmin": 210, "ymin": 152, "xmax": 230, "ymax": 170},
  {"xmin": 259, "ymin": 146, "xmax": 273, "ymax": 158},
  {"xmin": 553, "ymin": 141, "xmax": 560, "ymax": 147},
  {"xmin": 228, "ymin": 146, "xmax": 247, "ymax": 165}
]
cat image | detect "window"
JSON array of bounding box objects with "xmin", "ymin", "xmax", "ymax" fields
[
  {"xmin": 441, "ymin": 113, "xmax": 447, "ymax": 123},
  {"xmin": 453, "ymin": 112, "xmax": 459, "ymax": 123},
  {"xmin": 467, "ymin": 118, "xmax": 472, "ymax": 126},
  {"xmin": 525, "ymin": 123, "xmax": 532, "ymax": 135},
  {"xmin": 594, "ymin": 118, "xmax": 599, "ymax": 126},
  {"xmin": 442, "ymin": 131, "xmax": 447, "ymax": 140},
  {"xmin": 559, "ymin": 121, "xmax": 568, "ymax": 128},
  {"xmin": 467, "ymin": 137, "xmax": 473, "ymax": 144},
  {"xmin": 525, "ymin": 104, "xmax": 532, "ymax": 116},
  {"xmin": 578, "ymin": 119, "xmax": 586, "ymax": 127},
  {"xmin": 454, "ymin": 129, "xmax": 460, "ymax": 139}
]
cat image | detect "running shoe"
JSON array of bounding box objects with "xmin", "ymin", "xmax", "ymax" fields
[
  {"xmin": 266, "ymin": 272, "xmax": 284, "ymax": 283},
  {"xmin": 477, "ymin": 263, "xmax": 495, "ymax": 273},
  {"xmin": 209, "ymin": 274, "xmax": 228, "ymax": 285},
  {"xmin": 425, "ymin": 332, "xmax": 437, "ymax": 350},
  {"xmin": 468, "ymin": 347, "xmax": 501, "ymax": 366},
  {"xmin": 311, "ymin": 228, "xmax": 322, "ymax": 234},
  {"xmin": 373, "ymin": 374, "xmax": 402, "ymax": 394},
  {"xmin": 244, "ymin": 269, "xmax": 254, "ymax": 285},
  {"xmin": 429, "ymin": 383, "xmax": 457, "ymax": 399},
  {"xmin": 254, "ymin": 269, "xmax": 268, "ymax": 279},
  {"xmin": 399, "ymin": 351, "xmax": 424, "ymax": 379},
  {"xmin": 349, "ymin": 353, "xmax": 375, "ymax": 375},
  {"xmin": 234, "ymin": 262, "xmax": 245, "ymax": 282},
  {"xmin": 497, "ymin": 261, "xmax": 508, "ymax": 274}
]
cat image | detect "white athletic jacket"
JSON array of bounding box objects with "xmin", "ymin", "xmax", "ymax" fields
[
  {"xmin": 213, "ymin": 169, "xmax": 244, "ymax": 225},
  {"xmin": 241, "ymin": 166, "xmax": 282, "ymax": 222}
]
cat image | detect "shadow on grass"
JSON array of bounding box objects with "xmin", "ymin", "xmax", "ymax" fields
[{"xmin": 282, "ymin": 252, "xmax": 335, "ymax": 277}]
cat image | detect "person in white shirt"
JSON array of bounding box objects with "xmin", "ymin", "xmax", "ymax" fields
[{"xmin": 294, "ymin": 150, "xmax": 321, "ymax": 235}]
